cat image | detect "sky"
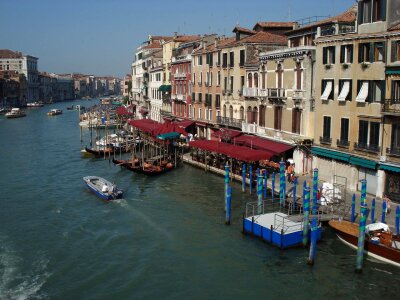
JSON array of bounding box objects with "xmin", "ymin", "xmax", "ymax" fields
[{"xmin": 0, "ymin": 0, "xmax": 356, "ymax": 78}]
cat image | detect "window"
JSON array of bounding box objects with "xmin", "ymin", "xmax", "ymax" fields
[
  {"xmin": 358, "ymin": 120, "xmax": 369, "ymax": 146},
  {"xmin": 274, "ymin": 106, "xmax": 282, "ymax": 130},
  {"xmin": 222, "ymin": 53, "xmax": 228, "ymax": 68},
  {"xmin": 215, "ymin": 95, "xmax": 221, "ymax": 108},
  {"xmin": 391, "ymin": 80, "xmax": 400, "ymax": 99},
  {"xmin": 358, "ymin": 43, "xmax": 372, "ymax": 63},
  {"xmin": 338, "ymin": 79, "xmax": 352, "ymax": 101},
  {"xmin": 292, "ymin": 108, "xmax": 301, "ymax": 134},
  {"xmin": 206, "ymin": 53, "xmax": 213, "ymax": 66},
  {"xmin": 192, "ymin": 92, "xmax": 195, "ymax": 103},
  {"xmin": 321, "ymin": 79, "xmax": 334, "ymax": 100},
  {"xmin": 239, "ymin": 49, "xmax": 245, "ymax": 66},
  {"xmin": 199, "ymin": 72, "xmax": 202, "ymax": 85},
  {"xmin": 357, "ymin": 120, "xmax": 380, "ymax": 150},
  {"xmin": 374, "ymin": 42, "xmax": 385, "ymax": 62},
  {"xmin": 340, "ymin": 118, "xmax": 350, "ymax": 142},
  {"xmin": 199, "ymin": 108, "xmax": 202, "ymax": 120},
  {"xmin": 198, "ymin": 93, "xmax": 202, "ymax": 103},
  {"xmin": 229, "ymin": 52, "xmax": 234, "ymax": 67},
  {"xmin": 323, "ymin": 116, "xmax": 331, "ymax": 138},
  {"xmin": 217, "ymin": 71, "xmax": 221, "ymax": 86},
  {"xmin": 370, "ymin": 122, "xmax": 380, "ymax": 147},
  {"xmin": 198, "ymin": 55, "xmax": 203, "ymax": 66},
  {"xmin": 356, "ymin": 80, "xmax": 385, "ymax": 103},
  {"xmin": 224, "ymin": 77, "xmax": 227, "ymax": 90},
  {"xmin": 323, "ymin": 46, "xmax": 335, "ymax": 64},
  {"xmin": 340, "ymin": 44, "xmax": 353, "ymax": 63},
  {"xmin": 240, "ymin": 76, "xmax": 245, "ymax": 93},
  {"xmin": 230, "ymin": 76, "xmax": 234, "ymax": 91},
  {"xmin": 390, "ymin": 40, "xmax": 400, "ymax": 62},
  {"xmin": 391, "ymin": 123, "xmax": 400, "ymax": 150},
  {"xmin": 217, "ymin": 51, "xmax": 221, "ymax": 66}
]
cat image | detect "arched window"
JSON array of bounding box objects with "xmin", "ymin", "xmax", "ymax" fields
[
  {"xmin": 252, "ymin": 107, "xmax": 258, "ymax": 125},
  {"xmin": 240, "ymin": 106, "xmax": 244, "ymax": 120},
  {"xmin": 229, "ymin": 105, "xmax": 233, "ymax": 119},
  {"xmin": 259, "ymin": 105, "xmax": 265, "ymax": 127},
  {"xmin": 223, "ymin": 104, "xmax": 227, "ymax": 118},
  {"xmin": 247, "ymin": 106, "xmax": 253, "ymax": 123},
  {"xmin": 248, "ymin": 73, "xmax": 253, "ymax": 88},
  {"xmin": 254, "ymin": 73, "xmax": 259, "ymax": 88},
  {"xmin": 277, "ymin": 63, "xmax": 283, "ymax": 88},
  {"xmin": 261, "ymin": 66, "xmax": 266, "ymax": 89}
]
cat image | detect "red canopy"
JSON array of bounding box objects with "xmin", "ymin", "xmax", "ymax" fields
[
  {"xmin": 128, "ymin": 119, "xmax": 160, "ymax": 134},
  {"xmin": 211, "ymin": 128, "xmax": 243, "ymax": 140},
  {"xmin": 233, "ymin": 134, "xmax": 293, "ymax": 155},
  {"xmin": 116, "ymin": 106, "xmax": 133, "ymax": 116},
  {"xmin": 176, "ymin": 120, "xmax": 194, "ymax": 129},
  {"xmin": 189, "ymin": 140, "xmax": 273, "ymax": 162},
  {"xmin": 153, "ymin": 122, "xmax": 187, "ymax": 136}
]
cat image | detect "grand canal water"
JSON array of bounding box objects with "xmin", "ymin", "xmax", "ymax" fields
[{"xmin": 0, "ymin": 99, "xmax": 399, "ymax": 300}]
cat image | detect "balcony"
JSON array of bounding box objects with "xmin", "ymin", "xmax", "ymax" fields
[
  {"xmin": 387, "ymin": 147, "xmax": 400, "ymax": 157},
  {"xmin": 336, "ymin": 139, "xmax": 350, "ymax": 148},
  {"xmin": 222, "ymin": 89, "xmax": 232, "ymax": 95},
  {"xmin": 292, "ymin": 90, "xmax": 304, "ymax": 100},
  {"xmin": 243, "ymin": 87, "xmax": 259, "ymax": 98},
  {"xmin": 258, "ymin": 88, "xmax": 286, "ymax": 99},
  {"xmin": 338, "ymin": 23, "xmax": 356, "ymax": 34},
  {"xmin": 173, "ymin": 94, "xmax": 186, "ymax": 101},
  {"xmin": 320, "ymin": 136, "xmax": 332, "ymax": 145},
  {"xmin": 174, "ymin": 73, "xmax": 186, "ymax": 79},
  {"xmin": 381, "ymin": 99, "xmax": 400, "ymax": 115},
  {"xmin": 354, "ymin": 142, "xmax": 380, "ymax": 153},
  {"xmin": 216, "ymin": 116, "xmax": 243, "ymax": 129},
  {"xmin": 160, "ymin": 107, "xmax": 172, "ymax": 115}
]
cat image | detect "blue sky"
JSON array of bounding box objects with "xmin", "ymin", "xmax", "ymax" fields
[{"xmin": 0, "ymin": 0, "xmax": 356, "ymax": 77}]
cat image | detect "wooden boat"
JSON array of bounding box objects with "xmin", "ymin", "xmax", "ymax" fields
[
  {"xmin": 83, "ymin": 176, "xmax": 123, "ymax": 201},
  {"xmin": 112, "ymin": 158, "xmax": 175, "ymax": 176},
  {"xmin": 84, "ymin": 146, "xmax": 115, "ymax": 156},
  {"xmin": 329, "ymin": 219, "xmax": 400, "ymax": 267},
  {"xmin": 47, "ymin": 109, "xmax": 63, "ymax": 116},
  {"xmin": 5, "ymin": 108, "xmax": 26, "ymax": 118}
]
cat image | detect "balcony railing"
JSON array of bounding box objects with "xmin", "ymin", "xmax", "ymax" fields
[
  {"xmin": 320, "ymin": 25, "xmax": 336, "ymax": 36},
  {"xmin": 386, "ymin": 147, "xmax": 400, "ymax": 157},
  {"xmin": 354, "ymin": 142, "xmax": 380, "ymax": 153},
  {"xmin": 292, "ymin": 90, "xmax": 304, "ymax": 99},
  {"xmin": 320, "ymin": 136, "xmax": 332, "ymax": 145},
  {"xmin": 243, "ymin": 87, "xmax": 259, "ymax": 98},
  {"xmin": 267, "ymin": 88, "xmax": 286, "ymax": 98},
  {"xmin": 338, "ymin": 23, "xmax": 356, "ymax": 34},
  {"xmin": 216, "ymin": 116, "xmax": 243, "ymax": 128},
  {"xmin": 381, "ymin": 99, "xmax": 400, "ymax": 114},
  {"xmin": 174, "ymin": 94, "xmax": 186, "ymax": 101},
  {"xmin": 336, "ymin": 139, "xmax": 350, "ymax": 148},
  {"xmin": 174, "ymin": 73, "xmax": 186, "ymax": 79},
  {"xmin": 222, "ymin": 89, "xmax": 232, "ymax": 95}
]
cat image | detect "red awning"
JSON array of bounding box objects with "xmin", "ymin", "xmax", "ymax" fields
[
  {"xmin": 233, "ymin": 134, "xmax": 293, "ymax": 155},
  {"xmin": 211, "ymin": 128, "xmax": 243, "ymax": 140},
  {"xmin": 176, "ymin": 120, "xmax": 194, "ymax": 129},
  {"xmin": 128, "ymin": 119, "xmax": 160, "ymax": 134},
  {"xmin": 116, "ymin": 106, "xmax": 133, "ymax": 116},
  {"xmin": 153, "ymin": 122, "xmax": 187, "ymax": 136},
  {"xmin": 189, "ymin": 140, "xmax": 273, "ymax": 162}
]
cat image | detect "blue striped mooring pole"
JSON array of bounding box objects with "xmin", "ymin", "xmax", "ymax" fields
[
  {"xmin": 272, "ymin": 172, "xmax": 275, "ymax": 203},
  {"xmin": 263, "ymin": 170, "xmax": 267, "ymax": 199},
  {"xmin": 293, "ymin": 176, "xmax": 297, "ymax": 212},
  {"xmin": 371, "ymin": 198, "xmax": 376, "ymax": 223},
  {"xmin": 241, "ymin": 163, "xmax": 246, "ymax": 192},
  {"xmin": 360, "ymin": 179, "xmax": 367, "ymax": 207},
  {"xmin": 302, "ymin": 187, "xmax": 311, "ymax": 247},
  {"xmin": 308, "ymin": 216, "xmax": 318, "ymax": 265},
  {"xmin": 396, "ymin": 205, "xmax": 400, "ymax": 236},
  {"xmin": 249, "ymin": 164, "xmax": 253, "ymax": 195},
  {"xmin": 312, "ymin": 168, "xmax": 318, "ymax": 215},
  {"xmin": 351, "ymin": 194, "xmax": 356, "ymax": 223},
  {"xmin": 225, "ymin": 186, "xmax": 232, "ymax": 225},
  {"xmin": 356, "ymin": 204, "xmax": 368, "ymax": 273},
  {"xmin": 382, "ymin": 201, "xmax": 387, "ymax": 224},
  {"xmin": 279, "ymin": 161, "xmax": 285, "ymax": 207},
  {"xmin": 257, "ymin": 174, "xmax": 263, "ymax": 214},
  {"xmin": 224, "ymin": 164, "xmax": 229, "ymax": 212}
]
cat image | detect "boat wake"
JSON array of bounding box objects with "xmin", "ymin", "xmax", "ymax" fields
[{"xmin": 0, "ymin": 235, "xmax": 51, "ymax": 300}]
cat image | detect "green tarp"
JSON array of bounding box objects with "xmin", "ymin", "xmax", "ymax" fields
[
  {"xmin": 311, "ymin": 147, "xmax": 351, "ymax": 162},
  {"xmin": 157, "ymin": 132, "xmax": 180, "ymax": 140},
  {"xmin": 158, "ymin": 85, "xmax": 171, "ymax": 92},
  {"xmin": 349, "ymin": 156, "xmax": 377, "ymax": 170},
  {"xmin": 379, "ymin": 163, "xmax": 400, "ymax": 173}
]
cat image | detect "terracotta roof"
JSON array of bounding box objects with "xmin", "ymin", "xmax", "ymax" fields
[
  {"xmin": 289, "ymin": 6, "xmax": 356, "ymax": 34},
  {"xmin": 253, "ymin": 22, "xmax": 296, "ymax": 30},
  {"xmin": 142, "ymin": 41, "xmax": 163, "ymax": 49},
  {"xmin": 389, "ymin": 23, "xmax": 400, "ymax": 31},
  {"xmin": 174, "ymin": 35, "xmax": 201, "ymax": 42},
  {"xmin": 0, "ymin": 49, "xmax": 23, "ymax": 59},
  {"xmin": 236, "ymin": 31, "xmax": 287, "ymax": 45},
  {"xmin": 150, "ymin": 35, "xmax": 172, "ymax": 41},
  {"xmin": 232, "ymin": 26, "xmax": 256, "ymax": 35}
]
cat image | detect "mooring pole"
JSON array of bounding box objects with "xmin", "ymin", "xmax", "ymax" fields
[
  {"xmin": 263, "ymin": 170, "xmax": 267, "ymax": 199},
  {"xmin": 271, "ymin": 172, "xmax": 275, "ymax": 203},
  {"xmin": 396, "ymin": 206, "xmax": 400, "ymax": 236},
  {"xmin": 279, "ymin": 160, "xmax": 285, "ymax": 208},
  {"xmin": 312, "ymin": 168, "xmax": 318, "ymax": 216},
  {"xmin": 249, "ymin": 163, "xmax": 253, "ymax": 195},
  {"xmin": 293, "ymin": 176, "xmax": 297, "ymax": 213},
  {"xmin": 371, "ymin": 198, "xmax": 376, "ymax": 223},
  {"xmin": 226, "ymin": 186, "xmax": 232, "ymax": 225},
  {"xmin": 360, "ymin": 179, "xmax": 367, "ymax": 207},
  {"xmin": 224, "ymin": 164, "xmax": 229, "ymax": 212},
  {"xmin": 382, "ymin": 201, "xmax": 387, "ymax": 224},
  {"xmin": 242, "ymin": 163, "xmax": 246, "ymax": 192},
  {"xmin": 351, "ymin": 194, "xmax": 356, "ymax": 223},
  {"xmin": 308, "ymin": 217, "xmax": 318, "ymax": 266},
  {"xmin": 302, "ymin": 187, "xmax": 310, "ymax": 247},
  {"xmin": 257, "ymin": 174, "xmax": 263, "ymax": 215},
  {"xmin": 356, "ymin": 204, "xmax": 368, "ymax": 273}
]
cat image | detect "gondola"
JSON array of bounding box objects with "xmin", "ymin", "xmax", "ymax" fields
[
  {"xmin": 84, "ymin": 146, "xmax": 115, "ymax": 156},
  {"xmin": 112, "ymin": 158, "xmax": 175, "ymax": 176}
]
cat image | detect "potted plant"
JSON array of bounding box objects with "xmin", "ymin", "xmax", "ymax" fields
[
  {"xmin": 342, "ymin": 63, "xmax": 349, "ymax": 69},
  {"xmin": 361, "ymin": 62, "xmax": 369, "ymax": 69},
  {"xmin": 325, "ymin": 64, "xmax": 332, "ymax": 70}
]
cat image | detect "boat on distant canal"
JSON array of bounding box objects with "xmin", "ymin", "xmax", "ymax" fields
[
  {"xmin": 329, "ymin": 219, "xmax": 400, "ymax": 267},
  {"xmin": 83, "ymin": 176, "xmax": 123, "ymax": 201},
  {"xmin": 27, "ymin": 101, "xmax": 44, "ymax": 107},
  {"xmin": 47, "ymin": 109, "xmax": 63, "ymax": 116},
  {"xmin": 5, "ymin": 108, "xmax": 26, "ymax": 118}
]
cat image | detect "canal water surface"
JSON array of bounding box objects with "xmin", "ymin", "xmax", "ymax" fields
[{"xmin": 0, "ymin": 100, "xmax": 399, "ymax": 300}]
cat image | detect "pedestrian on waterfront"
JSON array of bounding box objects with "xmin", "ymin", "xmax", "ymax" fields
[{"xmin": 383, "ymin": 194, "xmax": 392, "ymax": 215}]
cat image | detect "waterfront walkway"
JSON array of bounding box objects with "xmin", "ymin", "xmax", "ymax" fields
[{"xmin": 182, "ymin": 153, "xmax": 397, "ymax": 228}]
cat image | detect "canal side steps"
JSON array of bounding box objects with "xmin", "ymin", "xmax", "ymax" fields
[{"xmin": 242, "ymin": 200, "xmax": 322, "ymax": 249}]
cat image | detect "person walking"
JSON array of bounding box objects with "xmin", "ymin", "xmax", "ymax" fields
[{"xmin": 383, "ymin": 194, "xmax": 392, "ymax": 215}]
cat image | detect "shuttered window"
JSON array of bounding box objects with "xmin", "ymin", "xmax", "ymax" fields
[{"xmin": 323, "ymin": 116, "xmax": 331, "ymax": 138}]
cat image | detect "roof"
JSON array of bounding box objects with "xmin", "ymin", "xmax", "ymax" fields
[
  {"xmin": 253, "ymin": 22, "xmax": 297, "ymax": 30},
  {"xmin": 233, "ymin": 135, "xmax": 294, "ymax": 155},
  {"xmin": 238, "ymin": 31, "xmax": 288, "ymax": 44},
  {"xmin": 128, "ymin": 119, "xmax": 160, "ymax": 134},
  {"xmin": 0, "ymin": 49, "xmax": 23, "ymax": 59},
  {"xmin": 174, "ymin": 35, "xmax": 201, "ymax": 42},
  {"xmin": 289, "ymin": 6, "xmax": 356, "ymax": 34},
  {"xmin": 389, "ymin": 23, "xmax": 400, "ymax": 31},
  {"xmin": 232, "ymin": 26, "xmax": 256, "ymax": 35},
  {"xmin": 142, "ymin": 42, "xmax": 163, "ymax": 50}
]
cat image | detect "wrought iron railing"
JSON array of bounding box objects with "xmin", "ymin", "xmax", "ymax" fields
[
  {"xmin": 320, "ymin": 136, "xmax": 332, "ymax": 145},
  {"xmin": 386, "ymin": 147, "xmax": 400, "ymax": 157},
  {"xmin": 354, "ymin": 142, "xmax": 380, "ymax": 153},
  {"xmin": 336, "ymin": 139, "xmax": 350, "ymax": 148},
  {"xmin": 381, "ymin": 99, "xmax": 400, "ymax": 114},
  {"xmin": 216, "ymin": 116, "xmax": 243, "ymax": 128}
]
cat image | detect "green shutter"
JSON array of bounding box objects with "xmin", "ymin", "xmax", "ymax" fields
[
  {"xmin": 358, "ymin": 1, "xmax": 364, "ymax": 25},
  {"xmin": 391, "ymin": 41, "xmax": 397, "ymax": 62},
  {"xmin": 381, "ymin": 0, "xmax": 387, "ymax": 21}
]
